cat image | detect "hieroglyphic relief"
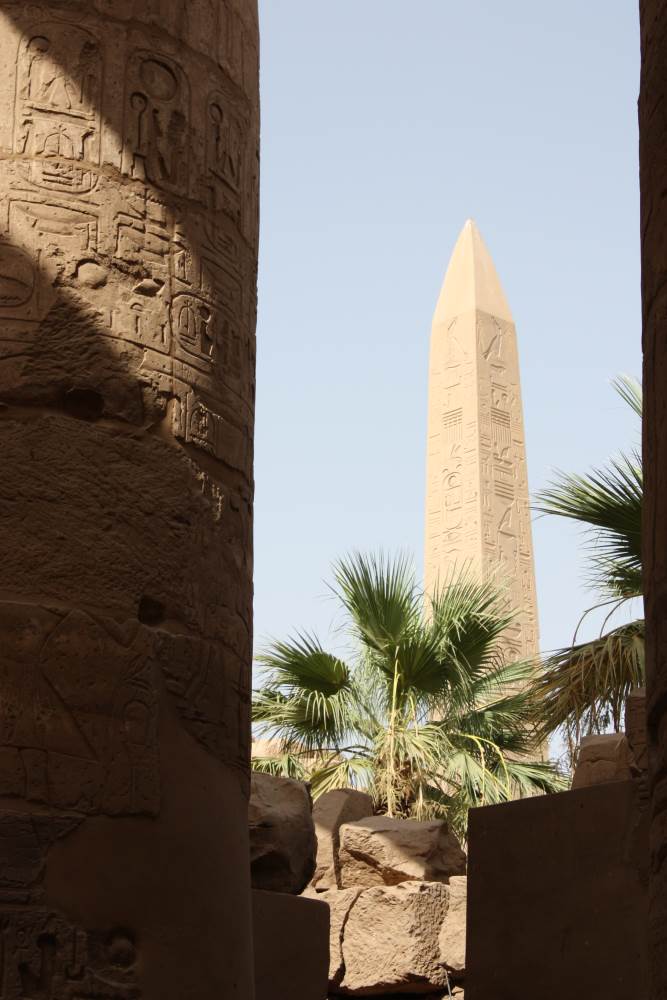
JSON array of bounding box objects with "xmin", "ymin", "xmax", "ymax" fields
[
  {"xmin": 424, "ymin": 222, "xmax": 539, "ymax": 664},
  {"xmin": 0, "ymin": 0, "xmax": 256, "ymax": 774},
  {"xmin": 123, "ymin": 52, "xmax": 189, "ymax": 196},
  {"xmin": 0, "ymin": 604, "xmax": 160, "ymax": 816},
  {"xmin": 0, "ymin": 814, "xmax": 81, "ymax": 905},
  {"xmin": 0, "ymin": 911, "xmax": 141, "ymax": 999},
  {"xmin": 0, "ymin": 13, "xmax": 256, "ymax": 438},
  {"xmin": 0, "ymin": 2, "xmax": 258, "ymax": 987},
  {"xmin": 13, "ymin": 24, "xmax": 102, "ymax": 196},
  {"xmin": 0, "ymin": 13, "xmax": 257, "ymax": 470}
]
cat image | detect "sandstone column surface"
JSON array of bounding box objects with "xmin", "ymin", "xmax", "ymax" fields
[
  {"xmin": 424, "ymin": 220, "xmax": 539, "ymax": 664},
  {"xmin": 640, "ymin": 2, "xmax": 667, "ymax": 997},
  {"xmin": 0, "ymin": 1, "xmax": 259, "ymax": 997}
]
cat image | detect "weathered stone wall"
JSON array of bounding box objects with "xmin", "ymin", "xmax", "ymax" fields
[
  {"xmin": 640, "ymin": 3, "xmax": 667, "ymax": 998},
  {"xmin": 0, "ymin": 1, "xmax": 259, "ymax": 997}
]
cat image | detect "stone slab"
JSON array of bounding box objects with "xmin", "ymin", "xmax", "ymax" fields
[
  {"xmin": 465, "ymin": 780, "xmax": 648, "ymax": 1000},
  {"xmin": 252, "ymin": 889, "xmax": 330, "ymax": 1000}
]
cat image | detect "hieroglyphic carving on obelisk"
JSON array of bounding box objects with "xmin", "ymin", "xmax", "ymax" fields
[
  {"xmin": 424, "ymin": 220, "xmax": 539, "ymax": 663},
  {"xmin": 0, "ymin": 2, "xmax": 258, "ymax": 996}
]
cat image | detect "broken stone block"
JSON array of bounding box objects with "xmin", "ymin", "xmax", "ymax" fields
[
  {"xmin": 249, "ymin": 772, "xmax": 317, "ymax": 894},
  {"xmin": 312, "ymin": 788, "xmax": 374, "ymax": 890},
  {"xmin": 340, "ymin": 881, "xmax": 450, "ymax": 993},
  {"xmin": 571, "ymin": 733, "xmax": 634, "ymax": 789},
  {"xmin": 339, "ymin": 815, "xmax": 466, "ymax": 889},
  {"xmin": 303, "ymin": 885, "xmax": 363, "ymax": 988},
  {"xmin": 438, "ymin": 875, "xmax": 467, "ymax": 975}
]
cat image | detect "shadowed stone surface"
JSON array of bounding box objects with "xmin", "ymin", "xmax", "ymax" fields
[
  {"xmin": 465, "ymin": 781, "xmax": 648, "ymax": 1000},
  {"xmin": 0, "ymin": 1, "xmax": 259, "ymax": 996},
  {"xmin": 249, "ymin": 772, "xmax": 317, "ymax": 894},
  {"xmin": 253, "ymin": 889, "xmax": 330, "ymax": 1000},
  {"xmin": 640, "ymin": 4, "xmax": 667, "ymax": 996},
  {"xmin": 626, "ymin": 688, "xmax": 648, "ymax": 775},
  {"xmin": 339, "ymin": 815, "xmax": 466, "ymax": 889}
]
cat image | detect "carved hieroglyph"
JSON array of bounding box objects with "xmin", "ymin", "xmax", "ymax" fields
[
  {"xmin": 0, "ymin": 1, "xmax": 259, "ymax": 997},
  {"xmin": 424, "ymin": 220, "xmax": 539, "ymax": 664}
]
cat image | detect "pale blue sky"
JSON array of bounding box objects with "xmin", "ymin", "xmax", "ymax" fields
[{"xmin": 254, "ymin": 2, "xmax": 641, "ymax": 672}]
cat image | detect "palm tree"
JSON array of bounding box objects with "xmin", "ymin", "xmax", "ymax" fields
[
  {"xmin": 531, "ymin": 376, "xmax": 643, "ymax": 760},
  {"xmin": 252, "ymin": 552, "xmax": 564, "ymax": 840}
]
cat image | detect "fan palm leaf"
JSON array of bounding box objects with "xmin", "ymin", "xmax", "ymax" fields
[
  {"xmin": 533, "ymin": 619, "xmax": 645, "ymax": 745},
  {"xmin": 253, "ymin": 551, "xmax": 562, "ymax": 837},
  {"xmin": 531, "ymin": 376, "xmax": 644, "ymax": 748}
]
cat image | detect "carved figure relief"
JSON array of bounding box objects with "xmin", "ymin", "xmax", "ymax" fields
[
  {"xmin": 14, "ymin": 24, "xmax": 103, "ymax": 194},
  {"xmin": 0, "ymin": 911, "xmax": 141, "ymax": 999},
  {"xmin": 0, "ymin": 606, "xmax": 160, "ymax": 817},
  {"xmin": 123, "ymin": 52, "xmax": 190, "ymax": 195}
]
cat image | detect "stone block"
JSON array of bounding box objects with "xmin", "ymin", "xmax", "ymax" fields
[
  {"xmin": 438, "ymin": 875, "xmax": 467, "ymax": 975},
  {"xmin": 340, "ymin": 881, "xmax": 450, "ymax": 994},
  {"xmin": 465, "ymin": 780, "xmax": 648, "ymax": 1000},
  {"xmin": 252, "ymin": 889, "xmax": 329, "ymax": 1000},
  {"xmin": 249, "ymin": 771, "xmax": 317, "ymax": 894},
  {"xmin": 571, "ymin": 732, "xmax": 634, "ymax": 789},
  {"xmin": 303, "ymin": 885, "xmax": 363, "ymax": 988},
  {"xmin": 339, "ymin": 815, "xmax": 466, "ymax": 889},
  {"xmin": 312, "ymin": 788, "xmax": 374, "ymax": 890}
]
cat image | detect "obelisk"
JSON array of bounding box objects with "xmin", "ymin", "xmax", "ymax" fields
[
  {"xmin": 0, "ymin": 2, "xmax": 258, "ymax": 997},
  {"xmin": 424, "ymin": 220, "xmax": 539, "ymax": 664}
]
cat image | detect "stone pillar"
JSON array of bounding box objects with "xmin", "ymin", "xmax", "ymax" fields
[
  {"xmin": 640, "ymin": 2, "xmax": 667, "ymax": 997},
  {"xmin": 0, "ymin": 1, "xmax": 258, "ymax": 997}
]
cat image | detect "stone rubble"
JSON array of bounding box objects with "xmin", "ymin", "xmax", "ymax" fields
[{"xmin": 249, "ymin": 772, "xmax": 317, "ymax": 894}]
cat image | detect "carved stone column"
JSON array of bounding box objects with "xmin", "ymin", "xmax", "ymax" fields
[
  {"xmin": 640, "ymin": 1, "xmax": 667, "ymax": 997},
  {"xmin": 0, "ymin": 1, "xmax": 258, "ymax": 997}
]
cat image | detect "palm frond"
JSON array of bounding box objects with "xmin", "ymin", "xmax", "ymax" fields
[
  {"xmin": 251, "ymin": 753, "xmax": 310, "ymax": 781},
  {"xmin": 531, "ymin": 619, "xmax": 645, "ymax": 740},
  {"xmin": 309, "ymin": 755, "xmax": 375, "ymax": 799},
  {"xmin": 332, "ymin": 551, "xmax": 419, "ymax": 653},
  {"xmin": 613, "ymin": 374, "xmax": 642, "ymax": 418},
  {"xmin": 256, "ymin": 632, "xmax": 351, "ymax": 695},
  {"xmin": 534, "ymin": 375, "xmax": 642, "ymax": 600},
  {"xmin": 430, "ymin": 574, "xmax": 515, "ymax": 675},
  {"xmin": 535, "ymin": 456, "xmax": 642, "ymax": 596},
  {"xmin": 252, "ymin": 686, "xmax": 355, "ymax": 751},
  {"xmin": 501, "ymin": 759, "xmax": 568, "ymax": 797}
]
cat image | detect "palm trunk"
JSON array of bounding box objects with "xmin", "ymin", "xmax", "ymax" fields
[{"xmin": 386, "ymin": 649, "xmax": 401, "ymax": 817}]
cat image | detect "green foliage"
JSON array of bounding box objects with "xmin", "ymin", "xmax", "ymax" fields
[
  {"xmin": 253, "ymin": 552, "xmax": 565, "ymax": 841},
  {"xmin": 531, "ymin": 376, "xmax": 644, "ymax": 757}
]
